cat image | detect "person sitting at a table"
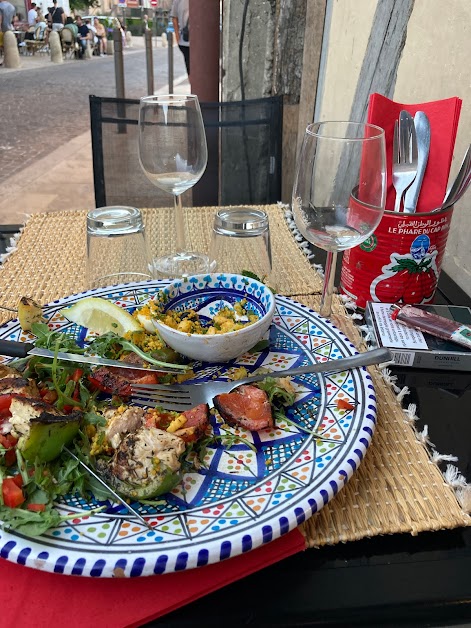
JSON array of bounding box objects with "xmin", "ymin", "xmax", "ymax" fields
[
  {"xmin": 27, "ymin": 2, "xmax": 37, "ymax": 27},
  {"xmin": 35, "ymin": 10, "xmax": 48, "ymax": 40},
  {"xmin": 75, "ymin": 15, "xmax": 90, "ymax": 59},
  {"xmin": 63, "ymin": 15, "xmax": 77, "ymax": 38},
  {"xmin": 84, "ymin": 18, "xmax": 97, "ymax": 53},
  {"xmin": 93, "ymin": 17, "xmax": 107, "ymax": 56}
]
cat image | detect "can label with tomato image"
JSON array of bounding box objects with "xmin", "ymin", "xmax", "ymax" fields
[{"xmin": 340, "ymin": 207, "xmax": 453, "ymax": 309}]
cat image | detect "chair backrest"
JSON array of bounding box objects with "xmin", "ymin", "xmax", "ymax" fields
[
  {"xmin": 61, "ymin": 28, "xmax": 74, "ymax": 44},
  {"xmin": 34, "ymin": 24, "xmax": 45, "ymax": 40},
  {"xmin": 89, "ymin": 94, "xmax": 283, "ymax": 209}
]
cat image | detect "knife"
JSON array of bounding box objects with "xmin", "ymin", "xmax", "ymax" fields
[
  {"xmin": 0, "ymin": 339, "xmax": 189, "ymax": 373},
  {"xmin": 403, "ymin": 111, "xmax": 431, "ymax": 213}
]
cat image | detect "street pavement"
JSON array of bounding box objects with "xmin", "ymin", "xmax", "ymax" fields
[{"xmin": 0, "ymin": 36, "xmax": 190, "ymax": 224}]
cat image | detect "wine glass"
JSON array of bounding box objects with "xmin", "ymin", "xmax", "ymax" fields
[
  {"xmin": 138, "ymin": 94, "xmax": 209, "ymax": 278},
  {"xmin": 292, "ymin": 121, "xmax": 386, "ymax": 317}
]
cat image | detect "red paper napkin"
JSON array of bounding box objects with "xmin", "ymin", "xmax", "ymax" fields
[
  {"xmin": 0, "ymin": 528, "xmax": 305, "ymax": 628},
  {"xmin": 367, "ymin": 93, "xmax": 462, "ymax": 212}
]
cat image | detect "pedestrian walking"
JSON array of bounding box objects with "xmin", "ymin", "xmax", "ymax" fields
[
  {"xmin": 142, "ymin": 13, "xmax": 149, "ymax": 35},
  {"xmin": 170, "ymin": 0, "xmax": 189, "ymax": 78},
  {"xmin": 0, "ymin": 0, "xmax": 16, "ymax": 32},
  {"xmin": 48, "ymin": 0, "xmax": 65, "ymax": 32}
]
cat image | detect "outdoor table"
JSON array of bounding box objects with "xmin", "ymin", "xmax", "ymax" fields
[{"xmin": 0, "ymin": 205, "xmax": 470, "ymax": 626}]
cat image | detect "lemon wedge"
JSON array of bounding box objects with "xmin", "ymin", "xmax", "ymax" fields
[{"xmin": 60, "ymin": 297, "xmax": 142, "ymax": 336}]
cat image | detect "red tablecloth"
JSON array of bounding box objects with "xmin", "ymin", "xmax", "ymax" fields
[{"xmin": 0, "ymin": 528, "xmax": 306, "ymax": 627}]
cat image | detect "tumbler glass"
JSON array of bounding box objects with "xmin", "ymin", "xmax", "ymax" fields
[
  {"xmin": 86, "ymin": 206, "xmax": 152, "ymax": 289},
  {"xmin": 209, "ymin": 208, "xmax": 272, "ymax": 283}
]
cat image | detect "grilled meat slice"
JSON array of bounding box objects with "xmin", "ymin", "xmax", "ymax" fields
[
  {"xmin": 9, "ymin": 396, "xmax": 81, "ymax": 462},
  {"xmin": 103, "ymin": 405, "xmax": 146, "ymax": 449},
  {"xmin": 0, "ymin": 376, "xmax": 40, "ymax": 398},
  {"xmin": 0, "ymin": 364, "xmax": 23, "ymax": 380},
  {"xmin": 91, "ymin": 365, "xmax": 159, "ymax": 397},
  {"xmin": 213, "ymin": 385, "xmax": 274, "ymax": 431},
  {"xmin": 175, "ymin": 403, "xmax": 210, "ymax": 443},
  {"xmin": 97, "ymin": 426, "xmax": 185, "ymax": 500}
]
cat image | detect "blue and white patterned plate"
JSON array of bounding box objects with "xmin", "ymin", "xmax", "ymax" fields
[{"xmin": 0, "ymin": 281, "xmax": 377, "ymax": 577}]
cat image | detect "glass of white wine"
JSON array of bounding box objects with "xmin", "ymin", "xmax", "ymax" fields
[
  {"xmin": 292, "ymin": 121, "xmax": 386, "ymax": 317},
  {"xmin": 138, "ymin": 94, "xmax": 209, "ymax": 278}
]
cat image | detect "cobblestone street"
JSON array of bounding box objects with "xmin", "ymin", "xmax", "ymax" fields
[
  {"xmin": 0, "ymin": 39, "xmax": 187, "ymax": 186},
  {"xmin": 0, "ymin": 39, "xmax": 189, "ymax": 224}
]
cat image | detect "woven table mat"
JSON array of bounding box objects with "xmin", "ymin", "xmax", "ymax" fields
[
  {"xmin": 0, "ymin": 205, "xmax": 321, "ymax": 320},
  {"xmin": 0, "ymin": 208, "xmax": 469, "ymax": 546},
  {"xmin": 297, "ymin": 295, "xmax": 471, "ymax": 547}
]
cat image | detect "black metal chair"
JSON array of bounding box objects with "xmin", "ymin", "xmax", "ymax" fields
[{"xmin": 89, "ymin": 94, "xmax": 283, "ymax": 208}]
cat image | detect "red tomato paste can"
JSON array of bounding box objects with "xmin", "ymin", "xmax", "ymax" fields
[{"xmin": 339, "ymin": 207, "xmax": 454, "ymax": 309}]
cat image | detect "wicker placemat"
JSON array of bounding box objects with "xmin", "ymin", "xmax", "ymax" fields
[
  {"xmin": 0, "ymin": 205, "xmax": 321, "ymax": 318},
  {"xmin": 297, "ymin": 295, "xmax": 471, "ymax": 546},
  {"xmin": 0, "ymin": 207, "xmax": 469, "ymax": 547}
]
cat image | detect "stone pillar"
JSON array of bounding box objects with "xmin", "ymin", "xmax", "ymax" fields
[
  {"xmin": 85, "ymin": 40, "xmax": 92, "ymax": 59},
  {"xmin": 107, "ymin": 39, "xmax": 114, "ymax": 55},
  {"xmin": 125, "ymin": 30, "xmax": 132, "ymax": 48},
  {"xmin": 3, "ymin": 31, "xmax": 21, "ymax": 69},
  {"xmin": 49, "ymin": 30, "xmax": 63, "ymax": 64}
]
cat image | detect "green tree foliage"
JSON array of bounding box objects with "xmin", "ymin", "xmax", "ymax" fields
[{"xmin": 69, "ymin": 0, "xmax": 99, "ymax": 12}]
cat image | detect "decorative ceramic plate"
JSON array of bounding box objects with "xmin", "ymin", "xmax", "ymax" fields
[{"xmin": 0, "ymin": 280, "xmax": 377, "ymax": 577}]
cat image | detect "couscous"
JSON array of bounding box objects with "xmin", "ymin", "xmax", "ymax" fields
[{"xmin": 152, "ymin": 299, "xmax": 259, "ymax": 335}]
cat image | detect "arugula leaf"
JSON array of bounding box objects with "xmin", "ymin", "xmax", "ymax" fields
[
  {"xmin": 88, "ymin": 332, "xmax": 190, "ymax": 371},
  {"xmin": 249, "ymin": 339, "xmax": 270, "ymax": 353},
  {"xmin": 0, "ymin": 504, "xmax": 105, "ymax": 537},
  {"xmin": 242, "ymin": 270, "xmax": 277, "ymax": 294},
  {"xmin": 31, "ymin": 322, "xmax": 85, "ymax": 354},
  {"xmin": 256, "ymin": 377, "xmax": 296, "ymax": 407}
]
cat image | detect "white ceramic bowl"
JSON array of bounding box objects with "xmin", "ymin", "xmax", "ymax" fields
[{"xmin": 147, "ymin": 274, "xmax": 276, "ymax": 362}]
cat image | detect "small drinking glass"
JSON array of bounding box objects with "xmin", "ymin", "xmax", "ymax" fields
[
  {"xmin": 86, "ymin": 206, "xmax": 152, "ymax": 289},
  {"xmin": 209, "ymin": 208, "xmax": 273, "ymax": 283}
]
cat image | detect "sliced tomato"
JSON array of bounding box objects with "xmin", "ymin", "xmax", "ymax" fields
[
  {"xmin": 87, "ymin": 375, "xmax": 112, "ymax": 394},
  {"xmin": 336, "ymin": 398, "xmax": 355, "ymax": 411},
  {"xmin": 0, "ymin": 394, "xmax": 14, "ymax": 411},
  {"xmin": 71, "ymin": 368, "xmax": 84, "ymax": 383},
  {"xmin": 12, "ymin": 474, "xmax": 23, "ymax": 488},
  {"xmin": 4, "ymin": 449, "xmax": 16, "ymax": 467},
  {"xmin": 27, "ymin": 503, "xmax": 46, "ymax": 512},
  {"xmin": 0, "ymin": 434, "xmax": 18, "ymax": 448},
  {"xmin": 2, "ymin": 477, "xmax": 25, "ymax": 508},
  {"xmin": 0, "ymin": 434, "xmax": 18, "ymax": 467},
  {"xmin": 39, "ymin": 388, "xmax": 58, "ymax": 404},
  {"xmin": 0, "ymin": 394, "xmax": 14, "ymax": 421}
]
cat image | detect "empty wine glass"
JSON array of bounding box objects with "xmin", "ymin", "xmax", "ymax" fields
[
  {"xmin": 292, "ymin": 121, "xmax": 386, "ymax": 317},
  {"xmin": 138, "ymin": 94, "xmax": 209, "ymax": 278}
]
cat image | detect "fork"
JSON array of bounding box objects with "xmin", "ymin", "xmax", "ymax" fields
[
  {"xmin": 392, "ymin": 110, "xmax": 418, "ymax": 212},
  {"xmin": 130, "ymin": 347, "xmax": 391, "ymax": 411}
]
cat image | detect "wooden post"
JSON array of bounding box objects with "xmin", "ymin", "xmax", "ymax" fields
[{"xmin": 190, "ymin": 0, "xmax": 220, "ymax": 101}]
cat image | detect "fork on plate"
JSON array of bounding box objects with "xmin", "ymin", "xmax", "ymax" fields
[
  {"xmin": 392, "ymin": 110, "xmax": 418, "ymax": 212},
  {"xmin": 130, "ymin": 347, "xmax": 391, "ymax": 412}
]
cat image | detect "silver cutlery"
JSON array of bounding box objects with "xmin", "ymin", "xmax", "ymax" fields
[
  {"xmin": 440, "ymin": 143, "xmax": 471, "ymax": 210},
  {"xmin": 392, "ymin": 110, "xmax": 418, "ymax": 212},
  {"xmin": 131, "ymin": 347, "xmax": 392, "ymax": 411},
  {"xmin": 403, "ymin": 112, "xmax": 430, "ymax": 213},
  {"xmin": 0, "ymin": 339, "xmax": 190, "ymax": 374}
]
